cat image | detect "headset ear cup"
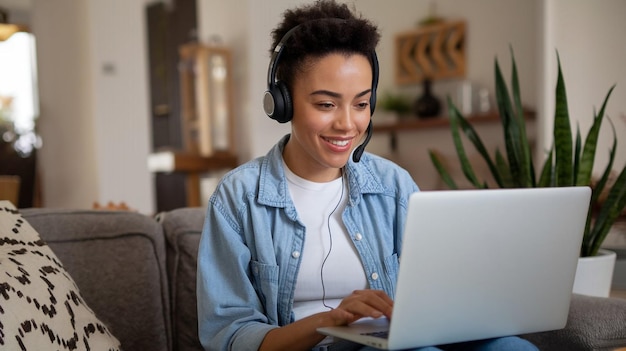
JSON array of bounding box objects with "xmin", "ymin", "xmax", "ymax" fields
[
  {"xmin": 265, "ymin": 83, "xmax": 286, "ymax": 123},
  {"xmin": 264, "ymin": 88, "xmax": 277, "ymax": 119},
  {"xmin": 266, "ymin": 82, "xmax": 291, "ymax": 123},
  {"xmin": 277, "ymin": 81, "xmax": 292, "ymax": 123}
]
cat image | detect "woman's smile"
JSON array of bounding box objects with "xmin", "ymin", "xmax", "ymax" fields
[{"xmin": 323, "ymin": 136, "xmax": 351, "ymax": 148}]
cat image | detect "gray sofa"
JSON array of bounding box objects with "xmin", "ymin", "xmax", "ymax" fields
[{"xmin": 17, "ymin": 207, "xmax": 626, "ymax": 351}]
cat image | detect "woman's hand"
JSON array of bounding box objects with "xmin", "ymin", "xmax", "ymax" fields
[
  {"xmin": 259, "ymin": 290, "xmax": 393, "ymax": 351},
  {"xmin": 330, "ymin": 289, "xmax": 394, "ymax": 325}
]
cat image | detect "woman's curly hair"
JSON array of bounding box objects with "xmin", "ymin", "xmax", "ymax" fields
[{"xmin": 269, "ymin": 0, "xmax": 380, "ymax": 89}]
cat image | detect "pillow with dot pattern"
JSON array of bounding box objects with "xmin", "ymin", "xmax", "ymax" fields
[{"xmin": 0, "ymin": 201, "xmax": 122, "ymax": 350}]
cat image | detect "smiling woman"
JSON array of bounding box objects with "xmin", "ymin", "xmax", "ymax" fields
[{"xmin": 194, "ymin": 2, "xmax": 543, "ymax": 351}]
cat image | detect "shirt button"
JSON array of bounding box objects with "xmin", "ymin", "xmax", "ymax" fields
[
  {"xmin": 292, "ymin": 251, "xmax": 301, "ymax": 258},
  {"xmin": 371, "ymin": 272, "xmax": 379, "ymax": 280},
  {"xmin": 354, "ymin": 233, "xmax": 363, "ymax": 241}
]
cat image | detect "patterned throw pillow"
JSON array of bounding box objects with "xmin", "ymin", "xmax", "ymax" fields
[{"xmin": 0, "ymin": 201, "xmax": 122, "ymax": 351}]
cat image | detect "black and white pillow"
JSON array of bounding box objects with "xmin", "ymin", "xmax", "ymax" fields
[{"xmin": 0, "ymin": 201, "xmax": 122, "ymax": 351}]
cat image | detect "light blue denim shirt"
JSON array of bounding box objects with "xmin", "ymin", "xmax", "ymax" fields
[{"xmin": 197, "ymin": 135, "xmax": 419, "ymax": 351}]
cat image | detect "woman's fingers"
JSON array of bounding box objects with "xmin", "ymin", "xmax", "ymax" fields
[{"xmin": 336, "ymin": 290, "xmax": 393, "ymax": 320}]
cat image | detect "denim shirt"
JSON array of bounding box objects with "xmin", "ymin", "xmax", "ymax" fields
[{"xmin": 197, "ymin": 135, "xmax": 419, "ymax": 351}]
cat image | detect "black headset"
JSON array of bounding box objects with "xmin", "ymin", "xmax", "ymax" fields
[{"xmin": 262, "ymin": 19, "xmax": 379, "ymax": 162}]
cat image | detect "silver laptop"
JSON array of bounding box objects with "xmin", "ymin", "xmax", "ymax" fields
[{"xmin": 317, "ymin": 186, "xmax": 591, "ymax": 350}]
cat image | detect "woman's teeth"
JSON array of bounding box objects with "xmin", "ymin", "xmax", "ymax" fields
[{"xmin": 328, "ymin": 139, "xmax": 349, "ymax": 147}]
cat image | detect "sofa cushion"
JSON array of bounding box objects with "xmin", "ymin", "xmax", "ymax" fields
[
  {"xmin": 20, "ymin": 206, "xmax": 171, "ymax": 351},
  {"xmin": 157, "ymin": 207, "xmax": 206, "ymax": 351},
  {"xmin": 521, "ymin": 293, "xmax": 626, "ymax": 350},
  {"xmin": 0, "ymin": 201, "xmax": 122, "ymax": 350}
]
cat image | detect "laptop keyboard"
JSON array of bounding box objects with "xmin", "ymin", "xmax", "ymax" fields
[{"xmin": 361, "ymin": 331, "xmax": 389, "ymax": 339}]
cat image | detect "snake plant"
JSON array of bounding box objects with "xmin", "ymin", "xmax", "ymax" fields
[{"xmin": 429, "ymin": 51, "xmax": 626, "ymax": 257}]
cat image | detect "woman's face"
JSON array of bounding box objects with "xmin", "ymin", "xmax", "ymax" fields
[{"xmin": 283, "ymin": 53, "xmax": 373, "ymax": 182}]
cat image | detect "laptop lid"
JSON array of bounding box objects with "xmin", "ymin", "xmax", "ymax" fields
[{"xmin": 318, "ymin": 186, "xmax": 591, "ymax": 350}]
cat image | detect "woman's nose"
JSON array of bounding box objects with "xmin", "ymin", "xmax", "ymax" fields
[{"xmin": 334, "ymin": 107, "xmax": 356, "ymax": 130}]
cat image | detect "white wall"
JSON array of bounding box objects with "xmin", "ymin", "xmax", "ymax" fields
[
  {"xmin": 31, "ymin": 0, "xmax": 100, "ymax": 209},
  {"xmin": 31, "ymin": 0, "xmax": 154, "ymax": 213},
  {"xmin": 539, "ymin": 0, "xmax": 626, "ymax": 175},
  {"xmin": 87, "ymin": 0, "xmax": 154, "ymax": 213}
]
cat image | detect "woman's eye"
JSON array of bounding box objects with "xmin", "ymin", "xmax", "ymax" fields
[
  {"xmin": 317, "ymin": 102, "xmax": 334, "ymax": 109},
  {"xmin": 356, "ymin": 102, "xmax": 369, "ymax": 109}
]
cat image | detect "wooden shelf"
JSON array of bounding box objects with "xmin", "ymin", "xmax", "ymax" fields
[
  {"xmin": 148, "ymin": 151, "xmax": 237, "ymax": 173},
  {"xmin": 373, "ymin": 109, "xmax": 535, "ymax": 133},
  {"xmin": 148, "ymin": 151, "xmax": 237, "ymax": 207}
]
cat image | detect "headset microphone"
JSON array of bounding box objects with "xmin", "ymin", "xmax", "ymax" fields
[{"xmin": 352, "ymin": 120, "xmax": 372, "ymax": 163}]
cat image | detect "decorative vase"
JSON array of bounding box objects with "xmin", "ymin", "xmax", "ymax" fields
[
  {"xmin": 414, "ymin": 79, "xmax": 441, "ymax": 118},
  {"xmin": 572, "ymin": 249, "xmax": 616, "ymax": 297}
]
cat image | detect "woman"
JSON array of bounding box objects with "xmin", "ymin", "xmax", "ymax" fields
[{"xmin": 197, "ymin": 1, "xmax": 538, "ymax": 350}]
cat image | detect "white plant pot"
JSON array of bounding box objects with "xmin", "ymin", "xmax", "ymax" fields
[{"xmin": 572, "ymin": 249, "xmax": 617, "ymax": 297}]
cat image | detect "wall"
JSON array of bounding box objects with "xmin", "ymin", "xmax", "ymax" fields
[
  {"xmin": 538, "ymin": 0, "xmax": 626, "ymax": 175},
  {"xmin": 31, "ymin": 0, "xmax": 154, "ymax": 213},
  {"xmin": 31, "ymin": 0, "xmax": 100, "ymax": 209},
  {"xmin": 87, "ymin": 0, "xmax": 154, "ymax": 213}
]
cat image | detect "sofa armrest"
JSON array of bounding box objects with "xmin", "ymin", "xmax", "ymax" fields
[
  {"xmin": 521, "ymin": 294, "xmax": 626, "ymax": 350},
  {"xmin": 157, "ymin": 207, "xmax": 206, "ymax": 351}
]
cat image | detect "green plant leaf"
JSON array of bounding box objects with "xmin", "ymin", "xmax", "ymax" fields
[
  {"xmin": 538, "ymin": 147, "xmax": 555, "ymax": 187},
  {"xmin": 428, "ymin": 150, "xmax": 459, "ymax": 190},
  {"xmin": 495, "ymin": 59, "xmax": 525, "ymax": 187},
  {"xmin": 582, "ymin": 120, "xmax": 617, "ymax": 256},
  {"xmin": 573, "ymin": 126, "xmax": 581, "ymax": 184},
  {"xmin": 379, "ymin": 92, "xmax": 412, "ymax": 114},
  {"xmin": 585, "ymin": 164, "xmax": 626, "ymax": 257},
  {"xmin": 448, "ymin": 98, "xmax": 486, "ymax": 188},
  {"xmin": 494, "ymin": 149, "xmax": 514, "ymax": 187},
  {"xmin": 553, "ymin": 54, "xmax": 573, "ymax": 186},
  {"xmin": 581, "ymin": 118, "xmax": 626, "ymax": 256},
  {"xmin": 454, "ymin": 107, "xmax": 504, "ymax": 187},
  {"xmin": 509, "ymin": 48, "xmax": 535, "ymax": 187},
  {"xmin": 590, "ymin": 119, "xmax": 618, "ymax": 206},
  {"xmin": 576, "ymin": 85, "xmax": 616, "ymax": 186}
]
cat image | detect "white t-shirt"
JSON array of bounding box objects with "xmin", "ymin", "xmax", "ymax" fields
[{"xmin": 283, "ymin": 163, "xmax": 368, "ymax": 320}]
